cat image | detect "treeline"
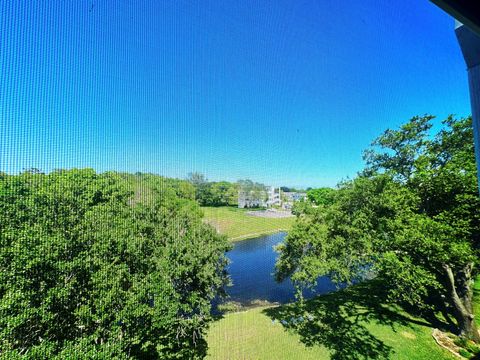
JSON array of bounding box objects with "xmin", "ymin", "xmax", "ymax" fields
[
  {"xmin": 276, "ymin": 115, "xmax": 480, "ymax": 341},
  {"xmin": 0, "ymin": 170, "xmax": 230, "ymax": 359},
  {"xmin": 187, "ymin": 172, "xmax": 239, "ymax": 207},
  {"xmin": 187, "ymin": 173, "xmax": 271, "ymax": 207}
]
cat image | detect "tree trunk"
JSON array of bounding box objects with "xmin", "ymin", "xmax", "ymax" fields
[{"xmin": 443, "ymin": 263, "xmax": 480, "ymax": 342}]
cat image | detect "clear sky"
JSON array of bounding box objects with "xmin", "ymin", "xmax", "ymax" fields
[{"xmin": 0, "ymin": 1, "xmax": 472, "ymax": 188}]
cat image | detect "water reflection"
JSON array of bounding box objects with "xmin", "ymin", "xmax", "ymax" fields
[{"xmin": 223, "ymin": 232, "xmax": 337, "ymax": 305}]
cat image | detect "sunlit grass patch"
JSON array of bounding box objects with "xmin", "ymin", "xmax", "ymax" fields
[
  {"xmin": 207, "ymin": 281, "xmax": 455, "ymax": 360},
  {"xmin": 202, "ymin": 206, "xmax": 295, "ymax": 241}
]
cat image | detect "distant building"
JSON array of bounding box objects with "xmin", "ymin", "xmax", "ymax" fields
[
  {"xmin": 238, "ymin": 186, "xmax": 306, "ymax": 209},
  {"xmin": 281, "ymin": 191, "xmax": 307, "ymax": 210},
  {"xmin": 266, "ymin": 187, "xmax": 281, "ymax": 207},
  {"xmin": 283, "ymin": 191, "xmax": 306, "ymax": 202}
]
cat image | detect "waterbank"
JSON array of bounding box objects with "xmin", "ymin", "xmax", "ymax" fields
[{"xmin": 229, "ymin": 228, "xmax": 290, "ymax": 242}]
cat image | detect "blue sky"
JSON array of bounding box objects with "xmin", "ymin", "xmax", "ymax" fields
[{"xmin": 0, "ymin": 1, "xmax": 472, "ymax": 188}]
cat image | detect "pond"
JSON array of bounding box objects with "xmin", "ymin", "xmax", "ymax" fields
[{"xmin": 222, "ymin": 232, "xmax": 337, "ymax": 306}]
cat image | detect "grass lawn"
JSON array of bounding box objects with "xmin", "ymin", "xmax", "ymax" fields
[
  {"xmin": 206, "ymin": 306, "xmax": 330, "ymax": 360},
  {"xmin": 474, "ymin": 277, "xmax": 480, "ymax": 328},
  {"xmin": 202, "ymin": 206, "xmax": 295, "ymax": 241},
  {"xmin": 206, "ymin": 280, "xmax": 456, "ymax": 360}
]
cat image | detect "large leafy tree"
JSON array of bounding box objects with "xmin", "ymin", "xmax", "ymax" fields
[
  {"xmin": 276, "ymin": 115, "xmax": 480, "ymax": 341},
  {"xmin": 210, "ymin": 182, "xmax": 238, "ymax": 207},
  {"xmin": 237, "ymin": 179, "xmax": 268, "ymax": 205},
  {"xmin": 187, "ymin": 173, "xmax": 238, "ymax": 207},
  {"xmin": 306, "ymin": 187, "xmax": 336, "ymax": 206},
  {"xmin": 0, "ymin": 169, "xmax": 230, "ymax": 359}
]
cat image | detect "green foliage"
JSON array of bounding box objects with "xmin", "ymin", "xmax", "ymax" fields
[
  {"xmin": 306, "ymin": 187, "xmax": 336, "ymax": 207},
  {"xmin": 0, "ymin": 169, "xmax": 230, "ymax": 359},
  {"xmin": 362, "ymin": 115, "xmax": 434, "ymax": 182},
  {"xmin": 466, "ymin": 341, "xmax": 480, "ymax": 354},
  {"xmin": 276, "ymin": 115, "xmax": 480, "ymax": 339},
  {"xmin": 216, "ymin": 301, "xmax": 243, "ymax": 314},
  {"xmin": 209, "ymin": 182, "xmax": 239, "ymax": 207},
  {"xmin": 237, "ymin": 179, "xmax": 268, "ymax": 205},
  {"xmin": 291, "ymin": 199, "xmax": 314, "ymax": 216},
  {"xmin": 187, "ymin": 173, "xmax": 238, "ymax": 207},
  {"xmin": 454, "ymin": 336, "xmax": 480, "ymax": 355},
  {"xmin": 291, "ymin": 188, "xmax": 336, "ymax": 216},
  {"xmin": 458, "ymin": 348, "xmax": 474, "ymax": 359}
]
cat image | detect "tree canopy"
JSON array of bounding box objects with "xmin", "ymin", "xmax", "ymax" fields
[
  {"xmin": 187, "ymin": 173, "xmax": 238, "ymax": 207},
  {"xmin": 306, "ymin": 187, "xmax": 336, "ymax": 206},
  {"xmin": 237, "ymin": 180, "xmax": 267, "ymax": 203},
  {"xmin": 0, "ymin": 170, "xmax": 230, "ymax": 359},
  {"xmin": 275, "ymin": 115, "xmax": 480, "ymax": 341}
]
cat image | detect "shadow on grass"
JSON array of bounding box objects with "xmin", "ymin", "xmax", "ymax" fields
[{"xmin": 263, "ymin": 280, "xmax": 450, "ymax": 360}]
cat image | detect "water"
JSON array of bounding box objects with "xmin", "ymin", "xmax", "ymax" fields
[{"xmin": 223, "ymin": 232, "xmax": 337, "ymax": 305}]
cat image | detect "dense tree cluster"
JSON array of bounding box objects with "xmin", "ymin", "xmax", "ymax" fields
[
  {"xmin": 291, "ymin": 187, "xmax": 336, "ymax": 216},
  {"xmin": 236, "ymin": 179, "xmax": 268, "ymax": 207},
  {"xmin": 276, "ymin": 115, "xmax": 480, "ymax": 341},
  {"xmin": 187, "ymin": 173, "xmax": 238, "ymax": 207},
  {"xmin": 306, "ymin": 187, "xmax": 336, "ymax": 206},
  {"xmin": 0, "ymin": 170, "xmax": 230, "ymax": 359}
]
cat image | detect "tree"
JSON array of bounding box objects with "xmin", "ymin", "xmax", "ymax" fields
[
  {"xmin": 187, "ymin": 172, "xmax": 207, "ymax": 187},
  {"xmin": 0, "ymin": 169, "xmax": 230, "ymax": 358},
  {"xmin": 275, "ymin": 115, "xmax": 480, "ymax": 341},
  {"xmin": 187, "ymin": 173, "xmax": 239, "ymax": 207},
  {"xmin": 237, "ymin": 180, "xmax": 267, "ymax": 208},
  {"xmin": 187, "ymin": 172, "xmax": 213, "ymax": 206},
  {"xmin": 362, "ymin": 115, "xmax": 434, "ymax": 182},
  {"xmin": 291, "ymin": 198, "xmax": 312, "ymax": 216},
  {"xmin": 210, "ymin": 182, "xmax": 238, "ymax": 207},
  {"xmin": 306, "ymin": 187, "xmax": 336, "ymax": 206}
]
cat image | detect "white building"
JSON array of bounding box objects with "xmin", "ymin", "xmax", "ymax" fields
[
  {"xmin": 238, "ymin": 185, "xmax": 306, "ymax": 210},
  {"xmin": 238, "ymin": 190, "xmax": 267, "ymax": 208},
  {"xmin": 266, "ymin": 186, "xmax": 281, "ymax": 207},
  {"xmin": 281, "ymin": 191, "xmax": 307, "ymax": 209}
]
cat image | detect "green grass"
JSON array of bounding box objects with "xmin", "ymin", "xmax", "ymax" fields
[
  {"xmin": 202, "ymin": 206, "xmax": 295, "ymax": 241},
  {"xmin": 206, "ymin": 280, "xmax": 455, "ymax": 360},
  {"xmin": 206, "ymin": 307, "xmax": 330, "ymax": 360},
  {"xmin": 474, "ymin": 277, "xmax": 480, "ymax": 327}
]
